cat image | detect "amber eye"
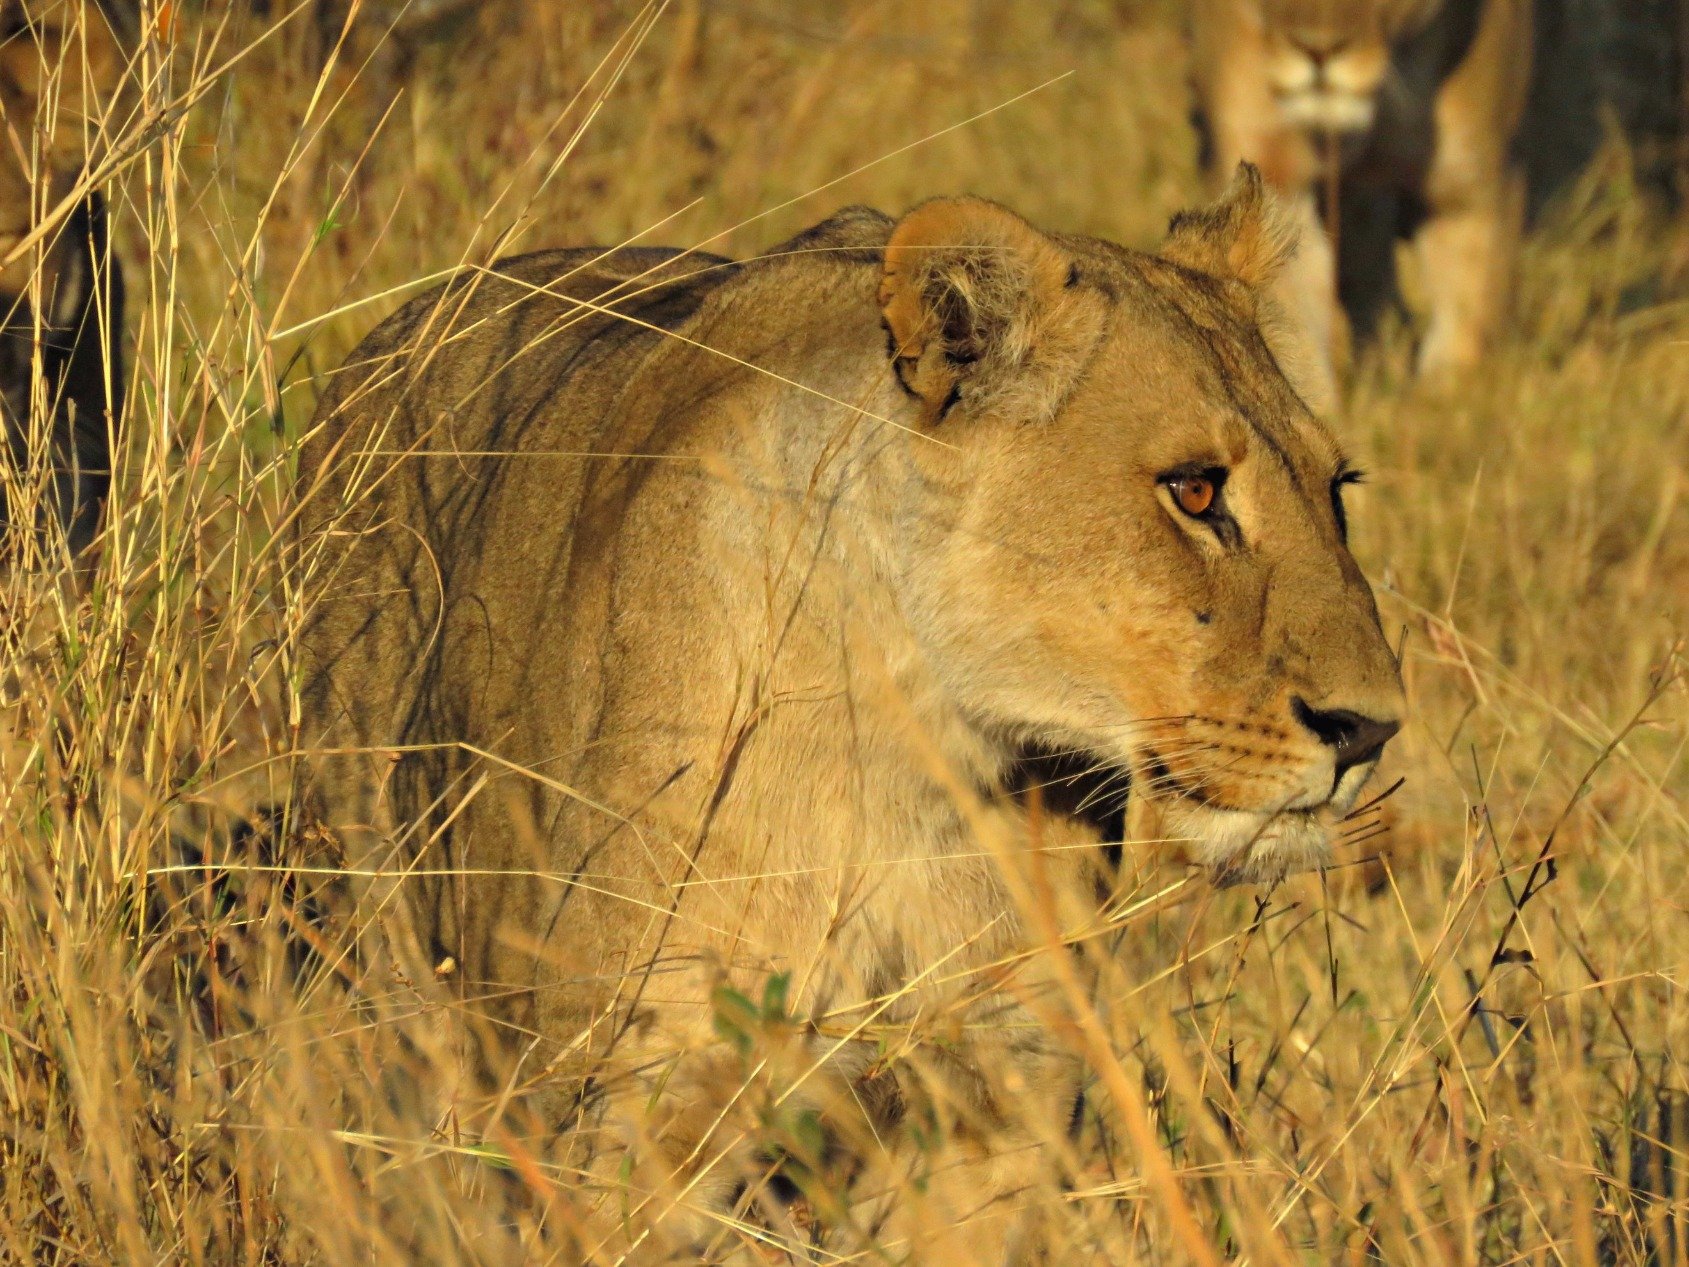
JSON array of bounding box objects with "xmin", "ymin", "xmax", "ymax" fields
[{"xmin": 1171, "ymin": 474, "xmax": 1216, "ymax": 517}]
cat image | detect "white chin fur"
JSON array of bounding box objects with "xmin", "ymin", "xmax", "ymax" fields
[
  {"xmin": 1277, "ymin": 91, "xmax": 1376, "ymax": 134},
  {"xmin": 1172, "ymin": 803, "xmax": 1334, "ymax": 888},
  {"xmin": 1165, "ymin": 756, "xmax": 1380, "ymax": 887}
]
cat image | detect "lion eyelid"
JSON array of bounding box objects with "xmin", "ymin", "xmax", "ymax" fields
[
  {"xmin": 1157, "ymin": 461, "xmax": 1229, "ymax": 489},
  {"xmin": 1330, "ymin": 464, "xmax": 1363, "ymax": 541}
]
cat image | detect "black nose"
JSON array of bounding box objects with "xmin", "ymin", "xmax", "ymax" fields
[
  {"xmin": 1290, "ymin": 34, "xmax": 1347, "ymax": 69},
  {"xmin": 1291, "ymin": 697, "xmax": 1400, "ymax": 779}
]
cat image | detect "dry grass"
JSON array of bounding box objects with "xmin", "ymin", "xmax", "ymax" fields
[{"xmin": 1, "ymin": 1, "xmax": 1686, "ymax": 1262}]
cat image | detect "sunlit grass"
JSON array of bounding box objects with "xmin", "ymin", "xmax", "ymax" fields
[{"xmin": 0, "ymin": 2, "xmax": 1684, "ymax": 1262}]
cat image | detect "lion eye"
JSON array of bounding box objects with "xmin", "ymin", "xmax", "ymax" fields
[{"xmin": 1171, "ymin": 474, "xmax": 1217, "ymax": 517}]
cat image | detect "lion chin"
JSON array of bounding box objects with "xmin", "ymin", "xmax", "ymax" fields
[
  {"xmin": 1274, "ymin": 89, "xmax": 1377, "ymax": 135},
  {"xmin": 1166, "ymin": 801, "xmax": 1348, "ymax": 889}
]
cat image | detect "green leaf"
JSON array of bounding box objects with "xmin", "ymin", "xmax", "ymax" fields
[
  {"xmin": 461, "ymin": 1141, "xmax": 512, "ymax": 1171},
  {"xmin": 761, "ymin": 971, "xmax": 791, "ymax": 1020},
  {"xmin": 711, "ymin": 984, "xmax": 758, "ymax": 1056}
]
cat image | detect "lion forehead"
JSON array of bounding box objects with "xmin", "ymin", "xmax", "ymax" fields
[{"xmin": 1257, "ymin": 0, "xmax": 1445, "ymax": 39}]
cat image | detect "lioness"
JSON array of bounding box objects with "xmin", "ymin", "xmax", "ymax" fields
[
  {"xmin": 297, "ymin": 167, "xmax": 1404, "ymax": 1259},
  {"xmin": 0, "ymin": 1, "xmax": 132, "ymax": 558},
  {"xmin": 1190, "ymin": 0, "xmax": 1532, "ymax": 403}
]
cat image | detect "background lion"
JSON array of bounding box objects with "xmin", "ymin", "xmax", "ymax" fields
[{"xmin": 1190, "ymin": 0, "xmax": 1534, "ymax": 406}]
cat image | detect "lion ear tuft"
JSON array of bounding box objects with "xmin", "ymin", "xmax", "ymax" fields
[
  {"xmin": 1161, "ymin": 163, "xmax": 1338, "ymax": 415},
  {"xmin": 879, "ymin": 197, "xmax": 1103, "ymax": 425},
  {"xmin": 1160, "ymin": 162, "xmax": 1298, "ymax": 291}
]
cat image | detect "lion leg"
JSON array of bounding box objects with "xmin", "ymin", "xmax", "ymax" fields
[
  {"xmin": 574, "ymin": 1047, "xmax": 785, "ymax": 1263},
  {"xmin": 866, "ymin": 1126, "xmax": 1067, "ymax": 1265},
  {"xmin": 837, "ymin": 1021, "xmax": 1084, "ymax": 1264},
  {"xmin": 1412, "ymin": 167, "xmax": 1524, "ymax": 378},
  {"xmin": 572, "ymin": 1004, "xmax": 872, "ymax": 1265}
]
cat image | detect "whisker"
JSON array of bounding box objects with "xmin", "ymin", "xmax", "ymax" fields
[
  {"xmin": 1321, "ymin": 851, "xmax": 1384, "ymax": 873},
  {"xmin": 1337, "ymin": 806, "xmax": 1383, "ymax": 832},
  {"xmin": 1023, "ymin": 739, "xmax": 1216, "ymax": 782},
  {"xmin": 1020, "ymin": 729, "xmax": 1203, "ymax": 765},
  {"xmin": 1074, "ymin": 776, "xmax": 1132, "ymax": 816},
  {"xmin": 1085, "ymin": 714, "xmax": 1198, "ymax": 731},
  {"xmin": 1338, "ymin": 823, "xmax": 1392, "ymax": 852},
  {"xmin": 1342, "ymin": 775, "xmax": 1406, "ymax": 821}
]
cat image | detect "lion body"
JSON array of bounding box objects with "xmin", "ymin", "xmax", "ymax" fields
[
  {"xmin": 297, "ymin": 219, "xmax": 1048, "ymax": 1041},
  {"xmin": 1190, "ymin": 0, "xmax": 1532, "ymax": 395},
  {"xmin": 298, "ymin": 184, "xmax": 1402, "ymax": 1258}
]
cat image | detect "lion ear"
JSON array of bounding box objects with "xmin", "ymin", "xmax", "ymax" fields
[
  {"xmin": 1159, "ymin": 162, "xmax": 1296, "ymax": 289},
  {"xmin": 1160, "ymin": 162, "xmax": 1337, "ymax": 415},
  {"xmin": 878, "ymin": 197, "xmax": 1104, "ymax": 425}
]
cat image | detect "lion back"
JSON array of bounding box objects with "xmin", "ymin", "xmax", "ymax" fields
[
  {"xmin": 294, "ymin": 207, "xmax": 894, "ymax": 973},
  {"xmin": 295, "ymin": 245, "xmax": 738, "ymax": 878}
]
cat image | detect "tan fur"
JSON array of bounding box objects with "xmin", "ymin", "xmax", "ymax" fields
[
  {"xmin": 296, "ymin": 175, "xmax": 1403, "ymax": 1260},
  {"xmin": 1190, "ymin": 0, "xmax": 1532, "ymax": 399},
  {"xmin": 0, "ymin": 1, "xmax": 130, "ymax": 283}
]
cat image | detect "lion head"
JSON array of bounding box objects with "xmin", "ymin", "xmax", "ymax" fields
[
  {"xmin": 1249, "ymin": 0, "xmax": 1445, "ymax": 134},
  {"xmin": 875, "ymin": 165, "xmax": 1405, "ymax": 884}
]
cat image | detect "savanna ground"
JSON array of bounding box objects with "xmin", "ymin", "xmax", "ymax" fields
[{"xmin": 1, "ymin": 1, "xmax": 1687, "ymax": 1262}]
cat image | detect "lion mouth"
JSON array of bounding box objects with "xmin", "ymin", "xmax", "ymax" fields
[
  {"xmin": 1173, "ymin": 775, "xmax": 1396, "ymax": 888},
  {"xmin": 1276, "ymin": 88, "xmax": 1377, "ymax": 135},
  {"xmin": 1007, "ymin": 741, "xmax": 1130, "ymax": 844},
  {"xmin": 1005, "ymin": 741, "xmax": 1329, "ymax": 885},
  {"xmin": 1005, "ymin": 740, "xmax": 1386, "ymax": 889}
]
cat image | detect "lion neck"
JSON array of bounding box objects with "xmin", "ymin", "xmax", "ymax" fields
[{"xmin": 684, "ymin": 369, "xmax": 1022, "ymax": 851}]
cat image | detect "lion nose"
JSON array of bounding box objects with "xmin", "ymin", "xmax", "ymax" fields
[
  {"xmin": 1290, "ymin": 33, "xmax": 1347, "ymax": 67},
  {"xmin": 1291, "ymin": 697, "xmax": 1400, "ymax": 780}
]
